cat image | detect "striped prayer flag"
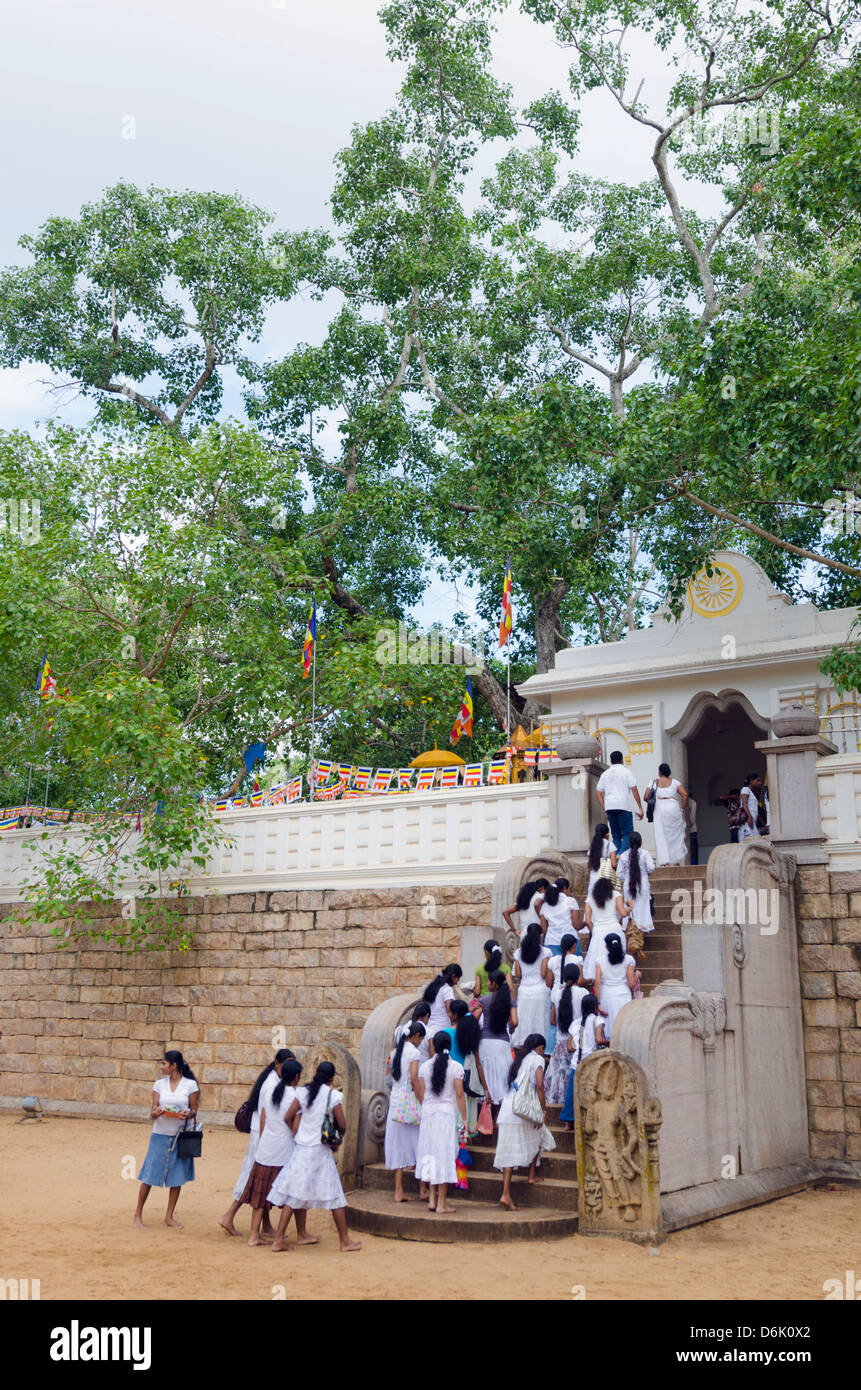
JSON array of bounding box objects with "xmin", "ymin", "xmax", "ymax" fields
[
  {"xmin": 302, "ymin": 598, "xmax": 317, "ymax": 679},
  {"xmin": 36, "ymin": 653, "xmax": 57, "ymax": 698},
  {"xmin": 214, "ymin": 798, "xmax": 230, "ymax": 813},
  {"xmin": 462, "ymin": 764, "xmax": 484, "ymax": 787},
  {"xmin": 370, "ymin": 768, "xmax": 394, "ymax": 793},
  {"xmin": 450, "ymin": 677, "xmax": 473, "ymax": 744},
  {"xmin": 498, "ymin": 560, "xmax": 513, "ymax": 647},
  {"xmin": 415, "ymin": 768, "xmax": 436, "ymax": 791},
  {"xmin": 488, "ymin": 759, "xmax": 508, "ymax": 785},
  {"xmin": 286, "ymin": 775, "xmax": 303, "ymax": 803},
  {"xmin": 353, "ymin": 767, "xmax": 373, "ymax": 791},
  {"xmin": 439, "ymin": 766, "xmax": 460, "ymax": 788},
  {"xmin": 314, "ymin": 759, "xmax": 334, "ymax": 784},
  {"xmin": 337, "ymin": 764, "xmax": 353, "ymax": 786},
  {"xmin": 0, "ymin": 817, "xmax": 20, "ymax": 831},
  {"xmin": 250, "ymin": 791, "xmax": 264, "ymax": 807},
  {"xmin": 397, "ymin": 768, "xmax": 414, "ymax": 790}
]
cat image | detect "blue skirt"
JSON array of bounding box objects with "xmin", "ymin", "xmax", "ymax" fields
[
  {"xmin": 560, "ymin": 1065, "xmax": 576, "ymax": 1124},
  {"xmin": 138, "ymin": 1132, "xmax": 195, "ymax": 1188}
]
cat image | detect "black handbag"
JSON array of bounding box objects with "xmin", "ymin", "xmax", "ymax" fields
[
  {"xmin": 176, "ymin": 1114, "xmax": 203, "ymax": 1159},
  {"xmin": 645, "ymin": 781, "xmax": 657, "ymax": 822},
  {"xmin": 320, "ymin": 1089, "xmax": 343, "ymax": 1150},
  {"xmin": 234, "ymin": 1100, "xmax": 253, "ymax": 1134}
]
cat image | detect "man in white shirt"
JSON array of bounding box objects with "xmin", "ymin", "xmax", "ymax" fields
[{"xmin": 596, "ymin": 750, "xmax": 644, "ymax": 854}]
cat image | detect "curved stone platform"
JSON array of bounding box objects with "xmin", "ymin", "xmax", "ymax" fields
[{"xmin": 345, "ymin": 1189, "xmax": 577, "ymax": 1243}]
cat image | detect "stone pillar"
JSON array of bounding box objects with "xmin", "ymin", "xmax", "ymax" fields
[
  {"xmin": 544, "ymin": 735, "xmax": 606, "ymax": 854},
  {"xmin": 574, "ymin": 1049, "xmax": 663, "ymax": 1244},
  {"xmin": 755, "ymin": 707, "xmax": 836, "ymax": 865}
]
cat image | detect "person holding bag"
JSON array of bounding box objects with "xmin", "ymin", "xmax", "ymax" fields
[
  {"xmin": 384, "ymin": 1021, "xmax": 426, "ymax": 1201},
  {"xmin": 134, "ymin": 1049, "xmax": 199, "ymax": 1230},
  {"xmin": 493, "ymin": 1033, "xmax": 556, "ymax": 1209},
  {"xmin": 269, "ymin": 1062, "xmax": 361, "ymax": 1253},
  {"xmin": 221, "ymin": 1047, "xmax": 294, "ymax": 1238}
]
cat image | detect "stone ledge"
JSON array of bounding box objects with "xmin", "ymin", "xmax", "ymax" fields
[
  {"xmin": 0, "ymin": 1095, "xmax": 241, "ymax": 1128},
  {"xmin": 661, "ymin": 1160, "xmax": 821, "ymax": 1232}
]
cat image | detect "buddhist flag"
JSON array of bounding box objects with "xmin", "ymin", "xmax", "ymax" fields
[
  {"xmin": 450, "ymin": 677, "xmax": 474, "ymax": 744},
  {"xmin": 37, "ymin": 653, "xmax": 57, "ymax": 699},
  {"xmin": 302, "ymin": 598, "xmax": 317, "ymax": 679},
  {"xmin": 499, "ymin": 560, "xmax": 513, "ymax": 648}
]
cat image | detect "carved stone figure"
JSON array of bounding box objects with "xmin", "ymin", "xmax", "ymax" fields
[{"xmin": 575, "ymin": 1050, "xmax": 663, "ymax": 1243}]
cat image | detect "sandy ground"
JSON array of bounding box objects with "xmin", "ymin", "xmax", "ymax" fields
[{"xmin": 1, "ymin": 1115, "xmax": 858, "ymax": 1301}]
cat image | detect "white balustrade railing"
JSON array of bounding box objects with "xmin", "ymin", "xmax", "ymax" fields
[
  {"xmin": 816, "ymin": 752, "xmax": 861, "ymax": 870},
  {"xmin": 0, "ymin": 781, "xmax": 552, "ymax": 900}
]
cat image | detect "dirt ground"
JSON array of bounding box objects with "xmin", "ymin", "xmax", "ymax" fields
[{"xmin": 1, "ymin": 1115, "xmax": 858, "ymax": 1301}]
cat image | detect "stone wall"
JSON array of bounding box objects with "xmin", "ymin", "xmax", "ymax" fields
[
  {"xmin": 796, "ymin": 865, "xmax": 861, "ymax": 1165},
  {"xmin": 0, "ymin": 884, "xmax": 491, "ymax": 1123}
]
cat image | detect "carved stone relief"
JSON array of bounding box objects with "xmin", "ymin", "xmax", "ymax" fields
[{"xmin": 575, "ymin": 1050, "xmax": 663, "ymax": 1243}]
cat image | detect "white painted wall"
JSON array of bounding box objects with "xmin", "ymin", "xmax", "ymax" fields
[{"xmin": 0, "ymin": 782, "xmax": 552, "ymax": 901}]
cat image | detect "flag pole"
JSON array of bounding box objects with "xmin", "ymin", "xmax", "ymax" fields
[
  {"xmin": 506, "ymin": 650, "xmax": 511, "ymax": 738},
  {"xmin": 310, "ymin": 601, "xmax": 317, "ymax": 797}
]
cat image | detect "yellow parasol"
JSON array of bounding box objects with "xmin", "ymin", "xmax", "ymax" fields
[{"xmin": 409, "ymin": 745, "xmax": 467, "ymax": 769}]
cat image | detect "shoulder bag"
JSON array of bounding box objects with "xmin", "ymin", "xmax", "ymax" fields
[
  {"xmin": 320, "ymin": 1088, "xmax": 344, "ymax": 1149},
  {"xmin": 645, "ymin": 781, "xmax": 657, "ymax": 822},
  {"xmin": 511, "ymin": 1064, "xmax": 543, "ymax": 1125},
  {"xmin": 176, "ymin": 1113, "xmax": 203, "ymax": 1159},
  {"xmin": 234, "ymin": 1100, "xmax": 253, "ymax": 1134}
]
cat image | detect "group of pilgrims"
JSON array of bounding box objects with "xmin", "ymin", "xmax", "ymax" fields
[
  {"xmin": 382, "ymin": 821, "xmax": 656, "ymax": 1211},
  {"xmin": 132, "ymin": 820, "xmax": 655, "ymax": 1233}
]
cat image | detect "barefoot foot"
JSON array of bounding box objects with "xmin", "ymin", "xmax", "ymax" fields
[
  {"xmin": 133, "ymin": 1216, "xmax": 145, "ymax": 1229},
  {"xmin": 271, "ymin": 1241, "xmax": 290, "ymax": 1253},
  {"xmin": 499, "ymin": 1195, "xmax": 519, "ymax": 1211},
  {"xmin": 219, "ymin": 1220, "xmax": 239, "ymax": 1236},
  {"xmin": 339, "ymin": 1239, "xmax": 362, "ymax": 1252},
  {"xmin": 434, "ymin": 1205, "xmax": 455, "ymax": 1214},
  {"xmin": 164, "ymin": 1217, "xmax": 183, "ymax": 1228}
]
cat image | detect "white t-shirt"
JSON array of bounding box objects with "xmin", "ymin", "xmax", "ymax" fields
[
  {"xmin": 255, "ymin": 1084, "xmax": 298, "ymax": 1167},
  {"xmin": 251, "ymin": 1069, "xmax": 278, "ymax": 1136},
  {"xmin": 541, "ymin": 892, "xmax": 581, "ymax": 947},
  {"xmin": 514, "ymin": 943, "xmax": 551, "ymax": 989},
  {"xmin": 152, "ymin": 1075, "xmax": 199, "ymax": 1135},
  {"xmin": 294, "ymin": 1084, "xmax": 344, "ymax": 1148},
  {"xmin": 551, "ymin": 981, "xmax": 589, "ymax": 1040},
  {"xmin": 597, "ymin": 764, "xmax": 636, "ymax": 811},
  {"xmin": 427, "ymin": 983, "xmax": 455, "ymax": 1035}
]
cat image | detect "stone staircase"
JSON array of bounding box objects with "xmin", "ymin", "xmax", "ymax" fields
[
  {"xmin": 346, "ymin": 1103, "xmax": 578, "ymax": 1242},
  {"xmin": 637, "ymin": 864, "xmax": 703, "ymax": 995}
]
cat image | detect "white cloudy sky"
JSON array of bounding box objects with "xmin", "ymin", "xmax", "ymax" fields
[{"xmin": 1, "ymin": 0, "xmax": 711, "ymax": 630}]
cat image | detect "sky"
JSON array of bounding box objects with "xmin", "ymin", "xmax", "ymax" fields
[{"xmin": 0, "ymin": 0, "xmax": 715, "ymax": 634}]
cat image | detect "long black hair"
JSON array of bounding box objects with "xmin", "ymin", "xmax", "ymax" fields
[
  {"xmin": 423, "ymin": 963, "xmax": 462, "ymax": 1004},
  {"xmin": 164, "ymin": 1049, "xmax": 197, "ymax": 1083},
  {"xmin": 520, "ymin": 921, "xmax": 543, "ymax": 965},
  {"xmin": 588, "ymin": 824, "xmax": 610, "ymax": 872},
  {"xmin": 507, "ymin": 1033, "xmax": 546, "ymax": 1088},
  {"xmin": 605, "ymin": 933, "xmax": 625, "ymax": 966},
  {"xmin": 247, "ymin": 1048, "xmax": 295, "ymax": 1113},
  {"xmin": 591, "ymin": 876, "xmax": 615, "ymax": 909},
  {"xmin": 626, "ymin": 830, "xmax": 643, "ymax": 898},
  {"xmin": 486, "ymin": 970, "xmax": 512, "ymax": 1034},
  {"xmin": 449, "ymin": 999, "xmax": 482, "ymax": 1058},
  {"xmin": 581, "ymin": 993, "xmax": 600, "ymax": 1024},
  {"xmin": 272, "ymin": 1058, "xmax": 302, "ymax": 1107},
  {"xmin": 483, "ymin": 939, "xmax": 503, "ymax": 973},
  {"xmin": 560, "ymin": 933, "xmax": 576, "ymax": 962},
  {"xmin": 557, "ymin": 963, "xmax": 581, "ymax": 1036},
  {"xmin": 391, "ymin": 1022, "xmax": 426, "ymax": 1082},
  {"xmin": 411, "ymin": 1001, "xmax": 431, "ymax": 1024},
  {"xmin": 515, "ymin": 877, "xmax": 550, "ymax": 912},
  {"xmin": 430, "ymin": 1031, "xmax": 452, "ymax": 1095},
  {"xmin": 305, "ymin": 1060, "xmax": 336, "ymax": 1109}
]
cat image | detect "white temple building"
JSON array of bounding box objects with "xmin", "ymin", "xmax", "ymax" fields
[{"xmin": 519, "ymin": 550, "xmax": 860, "ymax": 861}]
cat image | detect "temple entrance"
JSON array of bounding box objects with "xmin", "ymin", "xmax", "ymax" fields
[{"xmin": 667, "ymin": 692, "xmax": 770, "ymax": 862}]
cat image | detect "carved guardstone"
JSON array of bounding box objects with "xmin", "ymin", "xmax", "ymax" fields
[{"xmin": 574, "ymin": 1050, "xmax": 663, "ymax": 1244}]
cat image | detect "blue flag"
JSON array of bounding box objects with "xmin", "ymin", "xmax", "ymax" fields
[{"xmin": 242, "ymin": 741, "xmax": 266, "ymax": 774}]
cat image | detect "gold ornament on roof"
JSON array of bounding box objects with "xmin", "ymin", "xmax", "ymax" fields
[{"xmin": 687, "ymin": 563, "xmax": 742, "ymax": 617}]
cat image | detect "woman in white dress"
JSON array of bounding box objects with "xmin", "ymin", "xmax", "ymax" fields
[
  {"xmin": 494, "ymin": 1033, "xmax": 556, "ymax": 1209},
  {"xmin": 384, "ymin": 1022, "xmax": 426, "ymax": 1202},
  {"xmin": 241, "ymin": 1060, "xmax": 307, "ymax": 1247},
  {"xmin": 586, "ymin": 824, "xmax": 619, "ymax": 897},
  {"xmin": 648, "ymin": 763, "xmax": 689, "ymax": 866},
  {"xmin": 414, "ymin": 1032, "xmax": 468, "ymax": 1214},
  {"xmin": 512, "ymin": 923, "xmax": 552, "ymax": 1044},
  {"xmin": 270, "ymin": 1062, "xmax": 361, "ymax": 1253},
  {"xmin": 422, "ymin": 964, "xmax": 463, "ymax": 1037},
  {"xmin": 559, "ymin": 996, "xmax": 607, "ymax": 1128},
  {"xmin": 478, "ymin": 971, "xmax": 519, "ymax": 1107},
  {"xmin": 616, "ymin": 831, "xmax": 655, "ymax": 962},
  {"xmin": 220, "ymin": 1047, "xmax": 294, "ymax": 1237},
  {"xmin": 581, "ymin": 877, "xmax": 630, "ymax": 984},
  {"xmin": 545, "ymin": 964, "xmax": 589, "ymax": 1105},
  {"xmin": 594, "ymin": 934, "xmax": 637, "ymax": 1039},
  {"xmin": 502, "ymin": 877, "xmax": 551, "ymax": 939}
]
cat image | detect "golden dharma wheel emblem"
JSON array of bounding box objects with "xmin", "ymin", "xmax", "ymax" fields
[{"xmin": 687, "ymin": 563, "xmax": 743, "ymax": 617}]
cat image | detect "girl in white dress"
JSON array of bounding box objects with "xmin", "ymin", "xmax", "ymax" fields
[
  {"xmin": 616, "ymin": 832, "xmax": 655, "ymax": 961},
  {"xmin": 649, "ymin": 763, "xmax": 689, "ymax": 866},
  {"xmin": 494, "ymin": 1033, "xmax": 556, "ymax": 1209},
  {"xmin": 502, "ymin": 877, "xmax": 551, "ymax": 939},
  {"xmin": 545, "ymin": 964, "xmax": 589, "ymax": 1105},
  {"xmin": 406, "ymin": 1001, "xmax": 432, "ymax": 1064},
  {"xmin": 384, "ymin": 1022, "xmax": 425, "ymax": 1201},
  {"xmin": 478, "ymin": 971, "xmax": 519, "ymax": 1106},
  {"xmin": 414, "ymin": 1033, "xmax": 468, "ymax": 1213},
  {"xmin": 220, "ymin": 1047, "xmax": 294, "ymax": 1237},
  {"xmin": 512, "ymin": 923, "xmax": 552, "ymax": 1044},
  {"xmin": 422, "ymin": 964, "xmax": 463, "ymax": 1036},
  {"xmin": 581, "ymin": 877, "xmax": 630, "ymax": 984},
  {"xmin": 241, "ymin": 1060, "xmax": 306, "ymax": 1247},
  {"xmin": 269, "ymin": 1062, "xmax": 361, "ymax": 1253},
  {"xmin": 586, "ymin": 823, "xmax": 619, "ymax": 898},
  {"xmin": 595, "ymin": 934, "xmax": 636, "ymax": 1039},
  {"xmin": 559, "ymin": 996, "xmax": 607, "ymax": 1128}
]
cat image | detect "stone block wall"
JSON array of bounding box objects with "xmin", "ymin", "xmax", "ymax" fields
[
  {"xmin": 796, "ymin": 865, "xmax": 861, "ymax": 1164},
  {"xmin": 0, "ymin": 884, "xmax": 491, "ymax": 1123}
]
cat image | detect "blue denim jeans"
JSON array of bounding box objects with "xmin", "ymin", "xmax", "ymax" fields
[{"xmin": 607, "ymin": 808, "xmax": 633, "ymax": 854}]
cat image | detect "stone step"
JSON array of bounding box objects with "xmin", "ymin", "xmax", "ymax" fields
[
  {"xmin": 466, "ymin": 1141, "xmax": 578, "ymax": 1177},
  {"xmin": 650, "ymin": 865, "xmax": 707, "ymax": 879},
  {"xmin": 362, "ymin": 1162, "xmax": 579, "ymax": 1210},
  {"xmin": 345, "ymin": 1189, "xmax": 577, "ymax": 1243}
]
